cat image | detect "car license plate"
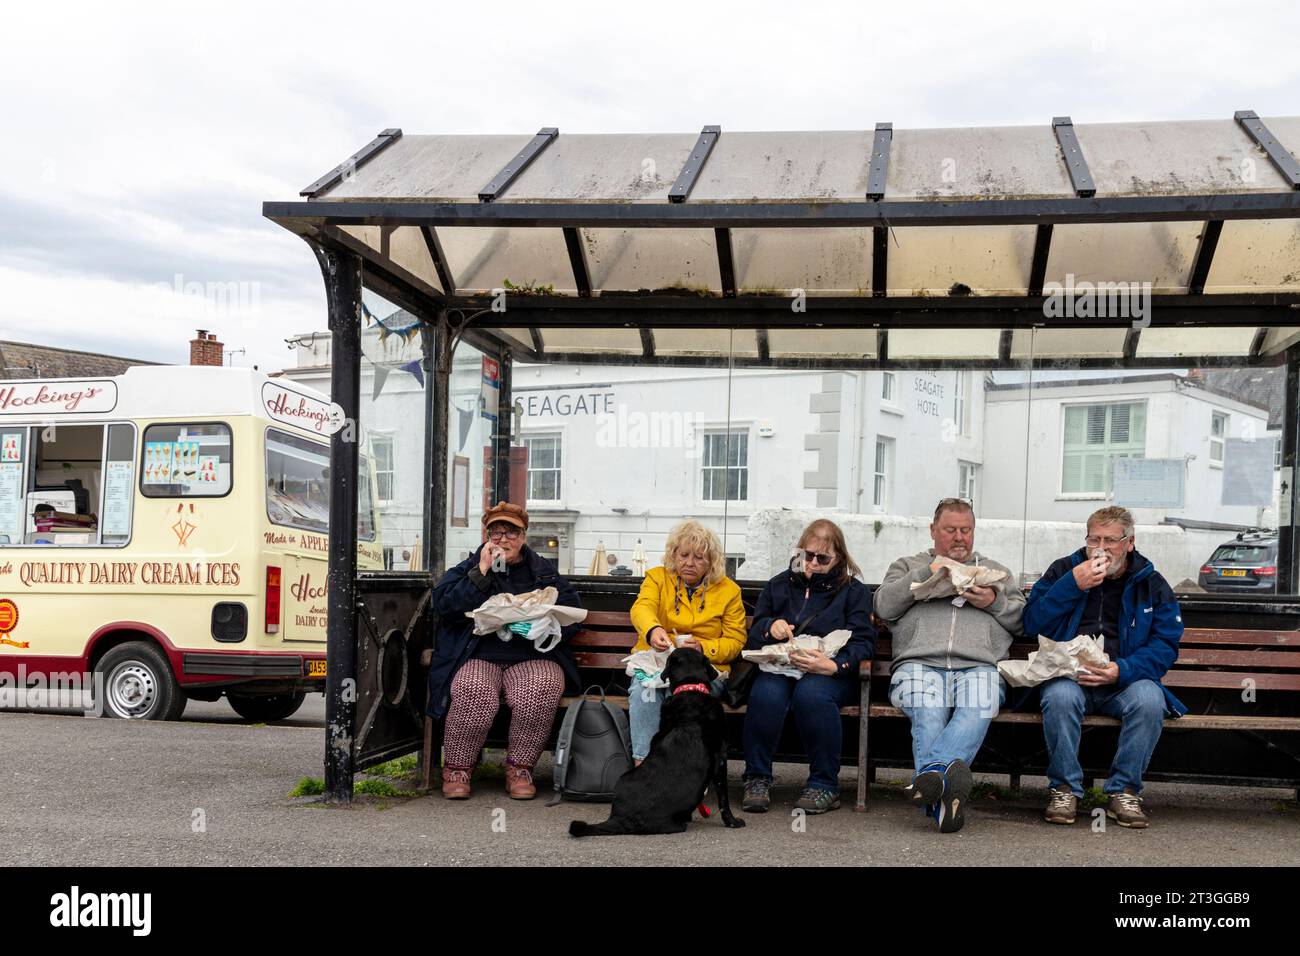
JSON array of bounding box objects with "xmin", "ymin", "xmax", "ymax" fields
[
  {"xmin": 305, "ymin": 659, "xmax": 327, "ymax": 677},
  {"xmin": 1221, "ymin": 569, "xmax": 1247, "ymax": 577}
]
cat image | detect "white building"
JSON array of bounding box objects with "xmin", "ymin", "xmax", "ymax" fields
[{"xmin": 279, "ymin": 310, "xmax": 1283, "ymax": 588}]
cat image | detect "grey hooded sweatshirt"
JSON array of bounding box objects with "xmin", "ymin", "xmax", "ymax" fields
[{"xmin": 873, "ymin": 550, "xmax": 1026, "ymax": 671}]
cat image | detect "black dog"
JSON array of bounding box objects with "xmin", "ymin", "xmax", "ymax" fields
[{"xmin": 570, "ymin": 647, "xmax": 745, "ymax": 837}]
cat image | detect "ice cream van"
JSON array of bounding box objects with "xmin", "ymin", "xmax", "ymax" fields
[{"xmin": 0, "ymin": 366, "xmax": 382, "ymax": 720}]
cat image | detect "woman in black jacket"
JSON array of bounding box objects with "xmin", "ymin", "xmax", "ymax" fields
[
  {"xmin": 741, "ymin": 518, "xmax": 875, "ymax": 815},
  {"xmin": 427, "ymin": 503, "xmax": 583, "ymax": 801}
]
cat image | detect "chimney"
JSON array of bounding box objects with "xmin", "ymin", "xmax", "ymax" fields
[{"xmin": 190, "ymin": 329, "xmax": 225, "ymax": 366}]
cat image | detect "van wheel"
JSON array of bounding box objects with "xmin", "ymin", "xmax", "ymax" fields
[
  {"xmin": 227, "ymin": 691, "xmax": 307, "ymax": 723},
  {"xmin": 95, "ymin": 642, "xmax": 186, "ymax": 720}
]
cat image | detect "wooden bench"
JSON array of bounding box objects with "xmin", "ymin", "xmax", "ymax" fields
[
  {"xmin": 420, "ymin": 609, "xmax": 1300, "ymax": 807},
  {"xmin": 420, "ymin": 609, "xmax": 874, "ymax": 805},
  {"xmin": 862, "ymin": 626, "xmax": 1300, "ymax": 801}
]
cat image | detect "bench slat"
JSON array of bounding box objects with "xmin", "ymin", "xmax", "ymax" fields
[
  {"xmin": 866, "ymin": 704, "xmax": 1300, "ymax": 731},
  {"xmin": 1182, "ymin": 628, "xmax": 1300, "ymax": 647}
]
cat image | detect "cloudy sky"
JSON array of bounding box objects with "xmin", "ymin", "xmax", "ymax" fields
[{"xmin": 3, "ymin": 1, "xmax": 1298, "ymax": 372}]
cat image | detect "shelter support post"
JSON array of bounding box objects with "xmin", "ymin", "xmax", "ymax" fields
[
  {"xmin": 429, "ymin": 310, "xmax": 452, "ymax": 579},
  {"xmin": 313, "ymin": 242, "xmax": 362, "ymax": 803},
  {"xmin": 494, "ymin": 349, "xmax": 513, "ymax": 505},
  {"xmin": 1280, "ymin": 345, "xmax": 1300, "ymax": 594}
]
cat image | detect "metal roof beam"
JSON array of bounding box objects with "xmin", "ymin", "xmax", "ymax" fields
[
  {"xmin": 1027, "ymin": 223, "xmax": 1054, "ymax": 296},
  {"xmin": 1187, "ymin": 219, "xmax": 1224, "ymax": 295},
  {"xmin": 1052, "ymin": 117, "xmax": 1097, "ymax": 198},
  {"xmin": 478, "ymin": 127, "xmax": 558, "ymax": 202},
  {"xmin": 419, "ymin": 226, "xmax": 456, "ymax": 295},
  {"xmin": 299, "ymin": 128, "xmax": 402, "ymax": 198},
  {"xmin": 715, "ymin": 228, "xmax": 737, "ymax": 298},
  {"xmin": 867, "ymin": 123, "xmax": 892, "ymax": 201},
  {"xmin": 562, "ymin": 227, "xmax": 592, "ymax": 298},
  {"xmin": 668, "ymin": 126, "xmax": 721, "ymax": 203},
  {"xmin": 1235, "ymin": 110, "xmax": 1300, "ymax": 189}
]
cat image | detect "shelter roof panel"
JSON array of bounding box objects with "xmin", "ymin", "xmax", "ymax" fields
[
  {"xmin": 320, "ymin": 134, "xmax": 536, "ymax": 201},
  {"xmin": 887, "ymin": 225, "xmax": 1037, "ymax": 296},
  {"xmin": 1073, "ymin": 119, "xmax": 1294, "ymax": 196},
  {"xmin": 887, "ymin": 124, "xmax": 1076, "ymax": 200},
  {"xmin": 1204, "ymin": 218, "xmax": 1300, "ymax": 293},
  {"xmin": 1045, "ymin": 220, "xmax": 1204, "ymax": 293}
]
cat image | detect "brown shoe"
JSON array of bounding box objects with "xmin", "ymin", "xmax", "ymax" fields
[
  {"xmin": 505, "ymin": 765, "xmax": 536, "ymax": 800},
  {"xmin": 441, "ymin": 768, "xmax": 472, "ymax": 799},
  {"xmin": 1044, "ymin": 786, "xmax": 1078, "ymax": 825},
  {"xmin": 1106, "ymin": 789, "xmax": 1149, "ymax": 828}
]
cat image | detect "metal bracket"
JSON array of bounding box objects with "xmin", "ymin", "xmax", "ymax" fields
[
  {"xmin": 300, "ymin": 128, "xmax": 402, "ymax": 198},
  {"xmin": 715, "ymin": 228, "xmax": 737, "ymax": 297},
  {"xmin": 669, "ymin": 126, "xmax": 721, "ymax": 203},
  {"xmin": 1235, "ymin": 110, "xmax": 1300, "ymax": 189},
  {"xmin": 867, "ymin": 123, "xmax": 893, "ymax": 201},
  {"xmin": 478, "ymin": 127, "xmax": 559, "ymax": 202},
  {"xmin": 1187, "ymin": 220, "xmax": 1225, "ymax": 294},
  {"xmin": 1052, "ymin": 117, "xmax": 1096, "ymax": 198},
  {"xmin": 563, "ymin": 227, "xmax": 592, "ymax": 297}
]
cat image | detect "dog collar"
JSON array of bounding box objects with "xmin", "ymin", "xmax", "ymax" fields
[{"xmin": 672, "ymin": 682, "xmax": 710, "ymax": 696}]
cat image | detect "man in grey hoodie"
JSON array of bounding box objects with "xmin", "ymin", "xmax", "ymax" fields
[{"xmin": 873, "ymin": 498, "xmax": 1025, "ymax": 832}]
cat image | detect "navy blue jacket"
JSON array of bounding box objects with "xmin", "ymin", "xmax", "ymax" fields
[
  {"xmin": 426, "ymin": 545, "xmax": 583, "ymax": 719},
  {"xmin": 1023, "ymin": 548, "xmax": 1186, "ymax": 717},
  {"xmin": 747, "ymin": 569, "xmax": 876, "ymax": 679}
]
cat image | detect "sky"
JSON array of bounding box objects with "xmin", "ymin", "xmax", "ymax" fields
[{"xmin": 2, "ymin": 0, "xmax": 1299, "ymax": 372}]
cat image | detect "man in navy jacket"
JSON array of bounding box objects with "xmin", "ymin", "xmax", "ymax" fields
[{"xmin": 1023, "ymin": 506, "xmax": 1184, "ymax": 829}]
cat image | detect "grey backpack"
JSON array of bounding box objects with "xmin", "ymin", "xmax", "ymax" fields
[{"xmin": 551, "ymin": 687, "xmax": 632, "ymax": 802}]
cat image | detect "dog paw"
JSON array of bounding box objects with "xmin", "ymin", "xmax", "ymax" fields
[{"xmin": 724, "ymin": 816, "xmax": 746, "ymax": 829}]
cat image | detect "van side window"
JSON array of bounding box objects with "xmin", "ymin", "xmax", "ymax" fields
[{"xmin": 141, "ymin": 423, "xmax": 232, "ymax": 497}]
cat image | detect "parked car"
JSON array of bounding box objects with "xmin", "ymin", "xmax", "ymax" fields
[{"xmin": 1198, "ymin": 531, "xmax": 1279, "ymax": 593}]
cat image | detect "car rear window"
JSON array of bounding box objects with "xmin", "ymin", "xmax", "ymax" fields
[{"xmin": 1210, "ymin": 545, "xmax": 1269, "ymax": 562}]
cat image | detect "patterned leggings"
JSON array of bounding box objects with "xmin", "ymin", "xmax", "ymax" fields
[{"xmin": 443, "ymin": 658, "xmax": 565, "ymax": 770}]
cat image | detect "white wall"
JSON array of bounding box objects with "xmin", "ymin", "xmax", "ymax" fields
[{"xmin": 739, "ymin": 508, "xmax": 1238, "ymax": 591}]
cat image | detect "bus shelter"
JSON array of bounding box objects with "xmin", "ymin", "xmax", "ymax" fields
[{"xmin": 265, "ymin": 114, "xmax": 1300, "ymax": 800}]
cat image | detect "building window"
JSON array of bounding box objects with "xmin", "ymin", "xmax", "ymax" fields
[
  {"xmin": 953, "ymin": 371, "xmax": 970, "ymax": 436},
  {"xmin": 958, "ymin": 461, "xmax": 978, "ymax": 506},
  {"xmin": 372, "ymin": 433, "xmax": 394, "ymax": 504},
  {"xmin": 873, "ymin": 437, "xmax": 893, "ymax": 510},
  {"xmin": 881, "ymin": 372, "xmax": 896, "ymax": 404},
  {"xmin": 1277, "ymin": 437, "xmax": 1284, "ymax": 470},
  {"xmin": 702, "ymin": 430, "xmax": 748, "ymax": 502},
  {"xmin": 1061, "ymin": 402, "xmax": 1147, "ymax": 495},
  {"xmin": 1210, "ymin": 412, "xmax": 1228, "ymax": 468},
  {"xmin": 524, "ymin": 434, "xmax": 562, "ymax": 502},
  {"xmin": 725, "ymin": 554, "xmax": 744, "ymax": 579}
]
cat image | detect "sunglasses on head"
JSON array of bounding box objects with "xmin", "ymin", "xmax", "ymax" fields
[{"xmin": 801, "ymin": 549, "xmax": 834, "ymax": 566}]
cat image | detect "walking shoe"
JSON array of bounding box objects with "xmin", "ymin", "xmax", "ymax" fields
[
  {"xmin": 1106, "ymin": 789, "xmax": 1149, "ymax": 828},
  {"xmin": 742, "ymin": 777, "xmax": 772, "ymax": 813},
  {"xmin": 441, "ymin": 768, "xmax": 472, "ymax": 799},
  {"xmin": 907, "ymin": 763, "xmax": 946, "ymax": 810},
  {"xmin": 936, "ymin": 759, "xmax": 971, "ymax": 833},
  {"xmin": 794, "ymin": 787, "xmax": 841, "ymax": 814},
  {"xmin": 504, "ymin": 765, "xmax": 537, "ymax": 800},
  {"xmin": 1044, "ymin": 786, "xmax": 1078, "ymax": 825}
]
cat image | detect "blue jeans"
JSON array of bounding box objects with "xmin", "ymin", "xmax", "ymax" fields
[
  {"xmin": 743, "ymin": 671, "xmax": 858, "ymax": 791},
  {"xmin": 628, "ymin": 673, "xmax": 728, "ymax": 761},
  {"xmin": 1040, "ymin": 676, "xmax": 1167, "ymax": 796},
  {"xmin": 889, "ymin": 662, "xmax": 1004, "ymax": 772}
]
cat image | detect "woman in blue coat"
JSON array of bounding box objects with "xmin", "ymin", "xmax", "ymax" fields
[{"xmin": 741, "ymin": 518, "xmax": 876, "ymax": 815}]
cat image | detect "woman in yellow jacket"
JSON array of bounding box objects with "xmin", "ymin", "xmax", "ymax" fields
[{"xmin": 628, "ymin": 519, "xmax": 747, "ymax": 763}]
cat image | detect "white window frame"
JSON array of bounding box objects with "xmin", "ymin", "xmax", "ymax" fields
[
  {"xmin": 958, "ymin": 460, "xmax": 978, "ymax": 507},
  {"xmin": 700, "ymin": 427, "xmax": 750, "ymax": 504},
  {"xmin": 872, "ymin": 437, "xmax": 894, "ymax": 512},
  {"xmin": 371, "ymin": 432, "xmax": 395, "ymax": 505},
  {"xmin": 1210, "ymin": 411, "xmax": 1228, "ymax": 469},
  {"xmin": 523, "ymin": 431, "xmax": 564, "ymax": 504},
  {"xmin": 1057, "ymin": 400, "xmax": 1148, "ymax": 499},
  {"xmin": 953, "ymin": 371, "xmax": 971, "ymax": 436}
]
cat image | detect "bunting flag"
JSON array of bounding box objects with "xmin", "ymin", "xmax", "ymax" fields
[
  {"xmin": 400, "ymin": 359, "xmax": 425, "ymax": 388},
  {"xmin": 371, "ymin": 364, "xmax": 391, "ymax": 400},
  {"xmin": 456, "ymin": 403, "xmax": 474, "ymax": 451}
]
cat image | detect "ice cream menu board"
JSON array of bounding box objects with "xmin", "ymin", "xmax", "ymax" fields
[
  {"xmin": 1, "ymin": 432, "xmax": 21, "ymax": 462},
  {"xmin": 102, "ymin": 460, "xmax": 134, "ymax": 537},
  {"xmin": 0, "ymin": 461, "xmax": 22, "ymax": 542},
  {"xmin": 143, "ymin": 441, "xmax": 202, "ymax": 485}
]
